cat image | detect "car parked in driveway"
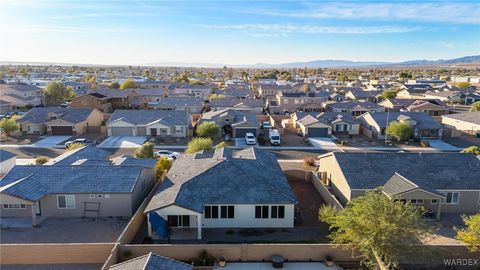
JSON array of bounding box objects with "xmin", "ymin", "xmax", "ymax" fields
[
  {"xmin": 269, "ymin": 129, "xmax": 281, "ymax": 145},
  {"xmin": 245, "ymin": 132, "xmax": 257, "ymax": 145},
  {"xmin": 261, "ymin": 121, "xmax": 271, "ymax": 129},
  {"xmin": 153, "ymin": 150, "xmax": 180, "ymax": 160},
  {"xmin": 64, "ymin": 138, "xmax": 96, "ymax": 148}
]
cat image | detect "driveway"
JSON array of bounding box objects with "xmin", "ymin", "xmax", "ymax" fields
[
  {"xmin": 31, "ymin": 136, "xmax": 72, "ymax": 148},
  {"xmin": 235, "ymin": 138, "xmax": 256, "ymax": 148},
  {"xmin": 425, "ymin": 140, "xmax": 462, "ymax": 151},
  {"xmin": 97, "ymin": 136, "xmax": 147, "ymax": 148},
  {"xmin": 308, "ymin": 137, "xmax": 338, "ymax": 150}
]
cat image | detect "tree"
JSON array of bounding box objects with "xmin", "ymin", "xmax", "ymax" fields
[
  {"xmin": 110, "ymin": 82, "xmax": 120, "ymax": 89},
  {"xmin": 196, "ymin": 122, "xmax": 221, "ymax": 139},
  {"xmin": 457, "ymin": 214, "xmax": 480, "ymax": 252},
  {"xmin": 65, "ymin": 142, "xmax": 84, "ymax": 152},
  {"xmin": 0, "ymin": 116, "xmax": 19, "ymax": 139},
  {"xmin": 120, "ymin": 78, "xmax": 136, "ymax": 90},
  {"xmin": 156, "ymin": 157, "xmax": 173, "ymax": 179},
  {"xmin": 386, "ymin": 121, "xmax": 413, "ymax": 142},
  {"xmin": 319, "ymin": 190, "xmax": 431, "ymax": 269},
  {"xmin": 469, "ymin": 101, "xmax": 480, "ymax": 112},
  {"xmin": 209, "ymin": 94, "xmax": 226, "ymax": 100},
  {"xmin": 186, "ymin": 138, "xmax": 213, "ymax": 154},
  {"xmin": 461, "ymin": 146, "xmax": 480, "ymax": 155},
  {"xmin": 456, "ymin": 82, "xmax": 471, "ymax": 89},
  {"xmin": 381, "ymin": 89, "xmax": 398, "ymax": 99},
  {"xmin": 44, "ymin": 81, "xmax": 75, "ymax": 105},
  {"xmin": 134, "ymin": 142, "xmax": 154, "ymax": 158}
]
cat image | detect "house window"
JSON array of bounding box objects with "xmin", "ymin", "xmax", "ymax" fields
[
  {"xmin": 410, "ymin": 199, "xmax": 424, "ymax": 204},
  {"xmin": 167, "ymin": 215, "xmax": 190, "ymax": 227},
  {"xmin": 175, "ymin": 126, "xmax": 182, "ymax": 133},
  {"xmin": 431, "ymin": 199, "xmax": 438, "ymax": 204},
  {"xmin": 3, "ymin": 204, "xmax": 26, "ymax": 209},
  {"xmin": 97, "ymin": 194, "xmax": 103, "ymax": 198},
  {"xmin": 57, "ymin": 195, "xmax": 76, "ymax": 209},
  {"xmin": 89, "ymin": 194, "xmax": 95, "ymax": 198},
  {"xmin": 205, "ymin": 205, "xmax": 219, "ymax": 219},
  {"xmin": 271, "ymin": 205, "xmax": 285, "ymax": 219},
  {"xmin": 220, "ymin": 205, "xmax": 235, "ymax": 219},
  {"xmin": 255, "ymin": 205, "xmax": 269, "ymax": 219},
  {"xmin": 443, "ymin": 192, "xmax": 459, "ymax": 204},
  {"xmin": 105, "ymin": 194, "xmax": 110, "ymax": 199}
]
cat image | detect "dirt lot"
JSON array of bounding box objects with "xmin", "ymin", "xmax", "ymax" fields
[{"xmin": 288, "ymin": 175, "xmax": 327, "ymax": 227}]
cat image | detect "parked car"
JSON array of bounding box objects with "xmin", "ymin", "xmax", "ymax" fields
[
  {"xmin": 261, "ymin": 121, "xmax": 271, "ymax": 129},
  {"xmin": 245, "ymin": 132, "xmax": 257, "ymax": 145},
  {"xmin": 64, "ymin": 138, "xmax": 96, "ymax": 148},
  {"xmin": 153, "ymin": 150, "xmax": 180, "ymax": 160},
  {"xmin": 268, "ymin": 129, "xmax": 281, "ymax": 145}
]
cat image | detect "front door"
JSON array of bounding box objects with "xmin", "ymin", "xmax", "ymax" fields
[
  {"xmin": 35, "ymin": 201, "xmax": 41, "ymax": 215},
  {"xmin": 167, "ymin": 215, "xmax": 190, "ymax": 227},
  {"xmin": 150, "ymin": 128, "xmax": 158, "ymax": 136}
]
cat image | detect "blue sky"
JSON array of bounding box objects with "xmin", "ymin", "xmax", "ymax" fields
[{"xmin": 1, "ymin": 0, "xmax": 479, "ymax": 65}]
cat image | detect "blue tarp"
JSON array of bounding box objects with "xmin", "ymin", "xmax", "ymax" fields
[{"xmin": 149, "ymin": 212, "xmax": 168, "ymax": 239}]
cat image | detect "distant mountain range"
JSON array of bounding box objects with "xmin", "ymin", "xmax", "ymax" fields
[{"xmin": 2, "ymin": 55, "xmax": 479, "ymax": 68}]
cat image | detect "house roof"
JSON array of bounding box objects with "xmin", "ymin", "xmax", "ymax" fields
[
  {"xmin": 153, "ymin": 97, "xmax": 203, "ymax": 107},
  {"xmin": 442, "ymin": 112, "xmax": 480, "ymax": 125},
  {"xmin": 317, "ymin": 112, "xmax": 357, "ymax": 124},
  {"xmin": 110, "ymin": 252, "xmax": 193, "ymax": 270},
  {"xmin": 145, "ymin": 147, "xmax": 296, "ymax": 213},
  {"xmin": 0, "ymin": 150, "xmax": 16, "ymax": 162},
  {"xmin": 200, "ymin": 109, "xmax": 259, "ymax": 127},
  {"xmin": 259, "ymin": 84, "xmax": 293, "ymax": 91},
  {"xmin": 424, "ymin": 90, "xmax": 460, "ymax": 98},
  {"xmin": 45, "ymin": 145, "xmax": 111, "ymax": 166},
  {"xmin": 209, "ymin": 98, "xmax": 264, "ymax": 108},
  {"xmin": 89, "ymin": 89, "xmax": 135, "ymax": 98},
  {"xmin": 327, "ymin": 152, "xmax": 480, "ymax": 190},
  {"xmin": 382, "ymin": 173, "xmax": 444, "ymax": 198},
  {"xmin": 331, "ymin": 101, "xmax": 383, "ymax": 110},
  {"xmin": 18, "ymin": 107, "xmax": 95, "ymax": 124},
  {"xmin": 0, "ymin": 84, "xmax": 42, "ymax": 93},
  {"xmin": 359, "ymin": 111, "xmax": 442, "ymax": 129},
  {"xmin": 108, "ymin": 110, "xmax": 189, "ymax": 126},
  {"xmin": 379, "ymin": 98, "xmax": 416, "ymax": 107},
  {"xmin": 346, "ymin": 89, "xmax": 382, "ymax": 99},
  {"xmin": 216, "ymin": 88, "xmax": 252, "ymax": 98}
]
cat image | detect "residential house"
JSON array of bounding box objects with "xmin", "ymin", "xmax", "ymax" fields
[
  {"xmin": 269, "ymin": 91, "xmax": 329, "ymax": 114},
  {"xmin": 63, "ymin": 81, "xmax": 88, "ymax": 95},
  {"xmin": 258, "ymin": 84, "xmax": 294, "ymax": 98},
  {"xmin": 209, "ymin": 98, "xmax": 265, "ymax": 114},
  {"xmin": 462, "ymin": 92, "xmax": 480, "ymax": 105},
  {"xmin": 215, "ymin": 88, "xmax": 253, "ymax": 99},
  {"xmin": 441, "ymin": 112, "xmax": 480, "ymax": 137},
  {"xmin": 149, "ymin": 97, "xmax": 203, "ymax": 114},
  {"xmin": 198, "ymin": 109, "xmax": 259, "ymax": 138},
  {"xmin": 403, "ymin": 99, "xmax": 449, "ymax": 116},
  {"xmin": 169, "ymin": 84, "xmax": 213, "ymax": 100},
  {"xmin": 144, "ymin": 147, "xmax": 297, "ymax": 240},
  {"xmin": 396, "ymin": 87, "xmax": 432, "ymax": 100},
  {"xmin": 107, "ymin": 110, "xmax": 191, "ymax": 137},
  {"xmin": 357, "ymin": 112, "xmax": 443, "ymax": 140},
  {"xmin": 109, "ymin": 252, "xmax": 193, "ymax": 270},
  {"xmin": 136, "ymin": 80, "xmax": 170, "ymax": 89},
  {"xmin": 69, "ymin": 92, "xmax": 113, "ymax": 113},
  {"xmin": 0, "ymin": 150, "xmax": 16, "ymax": 176},
  {"xmin": 90, "ymin": 89, "xmax": 146, "ymax": 109},
  {"xmin": 422, "ymin": 91, "xmax": 461, "ymax": 103},
  {"xmin": 379, "ymin": 99, "xmax": 417, "ymax": 111},
  {"xmin": 292, "ymin": 112, "xmax": 359, "ymax": 137},
  {"xmin": 317, "ymin": 152, "xmax": 480, "ymax": 218},
  {"xmin": 292, "ymin": 113, "xmax": 332, "ymax": 137},
  {"xmin": 17, "ymin": 107, "xmax": 104, "ymax": 135},
  {"xmin": 0, "ymin": 146, "xmax": 156, "ymax": 226},
  {"xmin": 345, "ymin": 89, "xmax": 382, "ymax": 102},
  {"xmin": 0, "ymin": 84, "xmax": 44, "ymax": 109},
  {"xmin": 330, "ymin": 101, "xmax": 384, "ymax": 116},
  {"xmin": 0, "ymin": 100, "xmax": 12, "ymax": 114},
  {"xmin": 333, "ymin": 86, "xmax": 363, "ymax": 94},
  {"xmin": 316, "ymin": 112, "xmax": 360, "ymax": 135}
]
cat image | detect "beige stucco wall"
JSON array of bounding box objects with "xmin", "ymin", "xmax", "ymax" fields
[
  {"xmin": 442, "ymin": 116, "xmax": 480, "ymax": 133},
  {"xmin": 318, "ymin": 154, "xmax": 351, "ymax": 205},
  {"xmin": 20, "ymin": 122, "xmax": 46, "ymax": 135}
]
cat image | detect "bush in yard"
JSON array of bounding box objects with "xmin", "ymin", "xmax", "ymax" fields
[
  {"xmin": 65, "ymin": 142, "xmax": 84, "ymax": 152},
  {"xmin": 386, "ymin": 121, "xmax": 413, "ymax": 142},
  {"xmin": 456, "ymin": 213, "xmax": 480, "ymax": 252},
  {"xmin": 134, "ymin": 142, "xmax": 154, "ymax": 158},
  {"xmin": 461, "ymin": 146, "xmax": 480, "ymax": 155},
  {"xmin": 35, "ymin": 156, "xmax": 49, "ymax": 165},
  {"xmin": 156, "ymin": 157, "xmax": 173, "ymax": 179},
  {"xmin": 470, "ymin": 101, "xmax": 480, "ymax": 112},
  {"xmin": 186, "ymin": 137, "xmax": 213, "ymax": 154},
  {"xmin": 196, "ymin": 122, "xmax": 221, "ymax": 139},
  {"xmin": 0, "ymin": 116, "xmax": 19, "ymax": 139}
]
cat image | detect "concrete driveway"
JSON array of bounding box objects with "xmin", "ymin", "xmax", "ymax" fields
[
  {"xmin": 235, "ymin": 138, "xmax": 256, "ymax": 148},
  {"xmin": 31, "ymin": 136, "xmax": 71, "ymax": 148},
  {"xmin": 97, "ymin": 136, "xmax": 147, "ymax": 148},
  {"xmin": 425, "ymin": 140, "xmax": 461, "ymax": 151},
  {"xmin": 308, "ymin": 137, "xmax": 338, "ymax": 150}
]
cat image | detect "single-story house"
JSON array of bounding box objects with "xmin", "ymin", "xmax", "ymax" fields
[
  {"xmin": 0, "ymin": 84, "xmax": 44, "ymax": 109},
  {"xmin": 215, "ymin": 88, "xmax": 253, "ymax": 99},
  {"xmin": 0, "ymin": 150, "xmax": 16, "ymax": 176},
  {"xmin": 107, "ymin": 110, "xmax": 191, "ymax": 137},
  {"xmin": 258, "ymin": 84, "xmax": 294, "ymax": 98},
  {"xmin": 144, "ymin": 147, "xmax": 297, "ymax": 240},
  {"xmin": 357, "ymin": 112, "xmax": 443, "ymax": 140},
  {"xmin": 0, "ymin": 146, "xmax": 156, "ymax": 226},
  {"xmin": 441, "ymin": 112, "xmax": 480, "ymax": 137},
  {"xmin": 396, "ymin": 88, "xmax": 430, "ymax": 99},
  {"xmin": 292, "ymin": 112, "xmax": 359, "ymax": 137},
  {"xmin": 345, "ymin": 89, "xmax": 382, "ymax": 102},
  {"xmin": 198, "ymin": 109, "xmax": 259, "ymax": 138},
  {"xmin": 148, "ymin": 97, "xmax": 203, "ymax": 114},
  {"xmin": 209, "ymin": 98, "xmax": 265, "ymax": 114},
  {"xmin": 378, "ymin": 99, "xmax": 417, "ymax": 111},
  {"xmin": 110, "ymin": 252, "xmax": 192, "ymax": 270},
  {"xmin": 316, "ymin": 112, "xmax": 360, "ymax": 135},
  {"xmin": 422, "ymin": 91, "xmax": 461, "ymax": 103},
  {"xmin": 317, "ymin": 152, "xmax": 480, "ymax": 219},
  {"xmin": 0, "ymin": 100, "xmax": 12, "ymax": 114},
  {"xmin": 403, "ymin": 99, "xmax": 449, "ymax": 116},
  {"xmin": 330, "ymin": 101, "xmax": 384, "ymax": 116},
  {"xmin": 17, "ymin": 107, "xmax": 104, "ymax": 135}
]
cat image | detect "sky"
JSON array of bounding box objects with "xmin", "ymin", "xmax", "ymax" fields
[{"xmin": 0, "ymin": 0, "xmax": 479, "ymax": 66}]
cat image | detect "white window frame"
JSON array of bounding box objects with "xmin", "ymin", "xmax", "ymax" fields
[
  {"xmin": 57, "ymin": 195, "xmax": 76, "ymax": 209},
  {"xmin": 175, "ymin": 126, "xmax": 182, "ymax": 133},
  {"xmin": 3, "ymin": 204, "xmax": 26, "ymax": 209},
  {"xmin": 442, "ymin": 192, "xmax": 460, "ymax": 205}
]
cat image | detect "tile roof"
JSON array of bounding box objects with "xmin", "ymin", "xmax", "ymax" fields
[
  {"xmin": 0, "ymin": 150, "xmax": 16, "ymax": 162},
  {"xmin": 329, "ymin": 152, "xmax": 480, "ymax": 190},
  {"xmin": 200, "ymin": 109, "xmax": 259, "ymax": 127},
  {"xmin": 145, "ymin": 147, "xmax": 296, "ymax": 213},
  {"xmin": 110, "ymin": 252, "xmax": 193, "ymax": 270},
  {"xmin": 346, "ymin": 89, "xmax": 382, "ymax": 99},
  {"xmin": 360, "ymin": 111, "xmax": 443, "ymax": 129},
  {"xmin": 331, "ymin": 101, "xmax": 383, "ymax": 110},
  {"xmin": 153, "ymin": 97, "xmax": 203, "ymax": 107},
  {"xmin": 0, "ymin": 84, "xmax": 42, "ymax": 93},
  {"xmin": 89, "ymin": 89, "xmax": 135, "ymax": 98},
  {"xmin": 45, "ymin": 145, "xmax": 111, "ymax": 166},
  {"xmin": 18, "ymin": 107, "xmax": 95, "ymax": 124},
  {"xmin": 108, "ymin": 110, "xmax": 189, "ymax": 126},
  {"xmin": 382, "ymin": 173, "xmax": 443, "ymax": 197},
  {"xmin": 442, "ymin": 112, "xmax": 480, "ymax": 125},
  {"xmin": 210, "ymin": 98, "xmax": 264, "ymax": 108}
]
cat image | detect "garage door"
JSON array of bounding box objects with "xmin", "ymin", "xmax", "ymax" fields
[
  {"xmin": 110, "ymin": 127, "xmax": 133, "ymax": 136},
  {"xmin": 235, "ymin": 128, "xmax": 257, "ymax": 138},
  {"xmin": 307, "ymin": 127, "xmax": 329, "ymax": 137},
  {"xmin": 137, "ymin": 127, "xmax": 147, "ymax": 136},
  {"xmin": 51, "ymin": 126, "xmax": 73, "ymax": 135}
]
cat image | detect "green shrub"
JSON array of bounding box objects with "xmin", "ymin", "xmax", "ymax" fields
[
  {"xmin": 65, "ymin": 142, "xmax": 84, "ymax": 152},
  {"xmin": 35, "ymin": 156, "xmax": 49, "ymax": 165},
  {"xmin": 461, "ymin": 146, "xmax": 480, "ymax": 155},
  {"xmin": 196, "ymin": 122, "xmax": 221, "ymax": 139},
  {"xmin": 134, "ymin": 142, "xmax": 154, "ymax": 158},
  {"xmin": 156, "ymin": 157, "xmax": 173, "ymax": 179},
  {"xmin": 186, "ymin": 137, "xmax": 213, "ymax": 154}
]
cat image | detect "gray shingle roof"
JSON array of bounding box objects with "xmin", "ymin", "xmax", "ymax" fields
[
  {"xmin": 0, "ymin": 84, "xmax": 42, "ymax": 93},
  {"xmin": 46, "ymin": 145, "xmax": 111, "ymax": 166},
  {"xmin": 110, "ymin": 252, "xmax": 192, "ymax": 270},
  {"xmin": 145, "ymin": 147, "xmax": 297, "ymax": 213},
  {"xmin": 210, "ymin": 98, "xmax": 264, "ymax": 108},
  {"xmin": 331, "ymin": 101, "xmax": 383, "ymax": 110},
  {"xmin": 0, "ymin": 150, "xmax": 16, "ymax": 162},
  {"xmin": 108, "ymin": 110, "xmax": 188, "ymax": 126},
  {"xmin": 382, "ymin": 173, "xmax": 444, "ymax": 197},
  {"xmin": 361, "ymin": 112, "xmax": 443, "ymax": 129},
  {"xmin": 200, "ymin": 109, "xmax": 259, "ymax": 127},
  {"xmin": 442, "ymin": 112, "xmax": 480, "ymax": 125},
  {"xmin": 330, "ymin": 152, "xmax": 480, "ymax": 190},
  {"xmin": 347, "ymin": 89, "xmax": 382, "ymax": 99},
  {"xmin": 89, "ymin": 89, "xmax": 135, "ymax": 98},
  {"xmin": 154, "ymin": 97, "xmax": 203, "ymax": 107},
  {"xmin": 18, "ymin": 107, "xmax": 95, "ymax": 124}
]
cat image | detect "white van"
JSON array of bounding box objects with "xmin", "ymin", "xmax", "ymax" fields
[{"xmin": 269, "ymin": 129, "xmax": 281, "ymax": 145}]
